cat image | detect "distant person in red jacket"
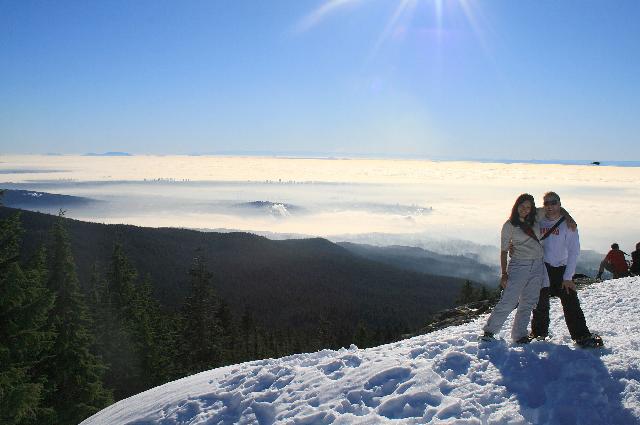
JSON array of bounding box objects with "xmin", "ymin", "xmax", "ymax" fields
[
  {"xmin": 631, "ymin": 242, "xmax": 640, "ymax": 275},
  {"xmin": 597, "ymin": 243, "xmax": 629, "ymax": 279}
]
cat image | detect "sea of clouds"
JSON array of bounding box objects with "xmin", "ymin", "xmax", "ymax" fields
[{"xmin": 2, "ymin": 155, "xmax": 639, "ymax": 259}]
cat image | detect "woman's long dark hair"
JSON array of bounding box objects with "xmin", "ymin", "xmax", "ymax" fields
[{"xmin": 509, "ymin": 193, "xmax": 536, "ymax": 227}]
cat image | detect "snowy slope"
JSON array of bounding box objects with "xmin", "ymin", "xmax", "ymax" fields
[{"xmin": 82, "ymin": 277, "xmax": 640, "ymax": 425}]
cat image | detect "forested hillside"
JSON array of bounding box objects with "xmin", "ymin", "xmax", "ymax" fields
[
  {"xmin": 2, "ymin": 206, "xmax": 465, "ymax": 332},
  {"xmin": 1, "ymin": 205, "xmax": 475, "ymax": 420}
]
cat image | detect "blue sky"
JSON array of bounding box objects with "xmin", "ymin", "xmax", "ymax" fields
[{"xmin": 1, "ymin": 0, "xmax": 638, "ymax": 160}]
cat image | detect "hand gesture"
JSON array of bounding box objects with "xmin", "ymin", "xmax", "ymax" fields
[{"xmin": 562, "ymin": 280, "xmax": 576, "ymax": 293}]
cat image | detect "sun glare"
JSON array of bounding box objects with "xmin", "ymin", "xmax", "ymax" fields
[
  {"xmin": 295, "ymin": 0, "xmax": 361, "ymax": 33},
  {"xmin": 369, "ymin": 0, "xmax": 417, "ymax": 61},
  {"xmin": 298, "ymin": 0, "xmax": 489, "ymax": 58}
]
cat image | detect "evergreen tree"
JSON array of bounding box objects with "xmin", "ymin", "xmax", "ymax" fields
[
  {"xmin": 100, "ymin": 244, "xmax": 143, "ymax": 399},
  {"xmin": 353, "ymin": 321, "xmax": 370, "ymax": 348},
  {"xmin": 314, "ymin": 316, "xmax": 335, "ymax": 350},
  {"xmin": 86, "ymin": 263, "xmax": 106, "ymax": 315},
  {"xmin": 90, "ymin": 245, "xmax": 177, "ymax": 399},
  {"xmin": 151, "ymin": 309, "xmax": 181, "ymax": 382},
  {"xmin": 106, "ymin": 244, "xmax": 137, "ymax": 314},
  {"xmin": 240, "ymin": 308, "xmax": 255, "ymax": 360},
  {"xmin": 479, "ymin": 285, "xmax": 490, "ymax": 301},
  {"xmin": 178, "ymin": 255, "xmax": 224, "ymax": 374},
  {"xmin": 42, "ymin": 215, "xmax": 112, "ymax": 424},
  {"xmin": 215, "ymin": 300, "xmax": 236, "ymax": 364},
  {"xmin": 130, "ymin": 275, "xmax": 175, "ymax": 388},
  {"xmin": 85, "ymin": 263, "xmax": 115, "ymax": 384},
  {"xmin": 0, "ymin": 210, "xmax": 20, "ymax": 266},
  {"xmin": 457, "ymin": 280, "xmax": 476, "ymax": 304},
  {"xmin": 0, "ymin": 213, "xmax": 55, "ymax": 425}
]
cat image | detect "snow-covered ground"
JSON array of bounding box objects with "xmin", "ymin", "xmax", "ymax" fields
[{"xmin": 82, "ymin": 277, "xmax": 640, "ymax": 425}]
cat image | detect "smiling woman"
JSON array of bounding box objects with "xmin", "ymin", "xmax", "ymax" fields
[{"xmin": 481, "ymin": 193, "xmax": 544, "ymax": 343}]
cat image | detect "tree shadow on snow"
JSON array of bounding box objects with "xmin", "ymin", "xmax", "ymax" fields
[{"xmin": 480, "ymin": 342, "xmax": 639, "ymax": 425}]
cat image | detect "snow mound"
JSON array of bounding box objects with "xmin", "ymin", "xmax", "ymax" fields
[{"xmin": 82, "ymin": 277, "xmax": 640, "ymax": 424}]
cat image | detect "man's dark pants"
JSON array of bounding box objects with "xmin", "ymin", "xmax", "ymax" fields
[{"xmin": 531, "ymin": 263, "xmax": 590, "ymax": 340}]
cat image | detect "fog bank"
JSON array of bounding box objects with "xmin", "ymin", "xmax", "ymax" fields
[{"xmin": 2, "ymin": 155, "xmax": 638, "ymax": 254}]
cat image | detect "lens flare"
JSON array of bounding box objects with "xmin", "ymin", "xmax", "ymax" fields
[
  {"xmin": 297, "ymin": 0, "xmax": 490, "ymax": 59},
  {"xmin": 295, "ymin": 0, "xmax": 362, "ymax": 33}
]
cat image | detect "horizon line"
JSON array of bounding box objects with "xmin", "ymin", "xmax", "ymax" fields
[{"xmin": 1, "ymin": 151, "xmax": 637, "ymax": 166}]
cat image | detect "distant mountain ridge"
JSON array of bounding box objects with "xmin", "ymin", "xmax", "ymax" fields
[
  {"xmin": 339, "ymin": 242, "xmax": 499, "ymax": 286},
  {"xmin": 0, "ymin": 188, "xmax": 96, "ymax": 210},
  {"xmin": 83, "ymin": 151, "xmax": 132, "ymax": 156},
  {"xmin": 339, "ymin": 242, "xmax": 604, "ymax": 284}
]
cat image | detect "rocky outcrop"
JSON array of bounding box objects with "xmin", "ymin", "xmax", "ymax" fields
[{"xmin": 406, "ymin": 276, "xmax": 602, "ymax": 338}]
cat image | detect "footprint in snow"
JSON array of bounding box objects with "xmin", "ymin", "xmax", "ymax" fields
[
  {"xmin": 340, "ymin": 354, "xmax": 362, "ymax": 367},
  {"xmin": 409, "ymin": 347, "xmax": 428, "ymax": 359},
  {"xmin": 219, "ymin": 373, "xmax": 247, "ymax": 391},
  {"xmin": 364, "ymin": 366, "xmax": 412, "ymax": 395},
  {"xmin": 135, "ymin": 392, "xmax": 244, "ymax": 425},
  {"xmin": 289, "ymin": 410, "xmax": 336, "ymax": 425},
  {"xmin": 317, "ymin": 354, "xmax": 362, "ymax": 379},
  {"xmin": 377, "ymin": 391, "xmax": 442, "ymax": 420},
  {"xmin": 344, "ymin": 367, "xmax": 417, "ymax": 410},
  {"xmin": 433, "ymin": 351, "xmax": 472, "ymax": 379},
  {"xmin": 239, "ymin": 367, "xmax": 295, "ymax": 394},
  {"xmin": 254, "ymin": 391, "xmax": 280, "ymax": 403},
  {"xmin": 410, "ymin": 341, "xmax": 450, "ymax": 360},
  {"xmin": 250, "ymin": 401, "xmax": 276, "ymax": 425}
]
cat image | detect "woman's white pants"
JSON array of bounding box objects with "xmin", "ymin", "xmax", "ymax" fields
[{"xmin": 483, "ymin": 258, "xmax": 545, "ymax": 341}]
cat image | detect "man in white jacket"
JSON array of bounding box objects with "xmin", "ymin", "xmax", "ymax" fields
[{"xmin": 530, "ymin": 192, "xmax": 602, "ymax": 347}]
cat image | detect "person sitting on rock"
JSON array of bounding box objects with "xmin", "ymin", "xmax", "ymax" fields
[
  {"xmin": 631, "ymin": 242, "xmax": 640, "ymax": 276},
  {"xmin": 597, "ymin": 243, "xmax": 629, "ymax": 279}
]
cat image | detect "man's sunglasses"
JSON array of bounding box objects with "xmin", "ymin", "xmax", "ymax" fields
[{"xmin": 543, "ymin": 200, "xmax": 559, "ymax": 206}]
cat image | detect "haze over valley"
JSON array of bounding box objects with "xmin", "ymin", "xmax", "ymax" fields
[{"xmin": 2, "ymin": 154, "xmax": 639, "ymax": 260}]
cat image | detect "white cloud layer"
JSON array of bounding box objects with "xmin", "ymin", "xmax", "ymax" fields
[{"xmin": 2, "ymin": 155, "xmax": 639, "ymax": 254}]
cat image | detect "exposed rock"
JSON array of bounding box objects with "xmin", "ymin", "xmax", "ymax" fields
[{"xmin": 406, "ymin": 276, "xmax": 603, "ymax": 338}]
